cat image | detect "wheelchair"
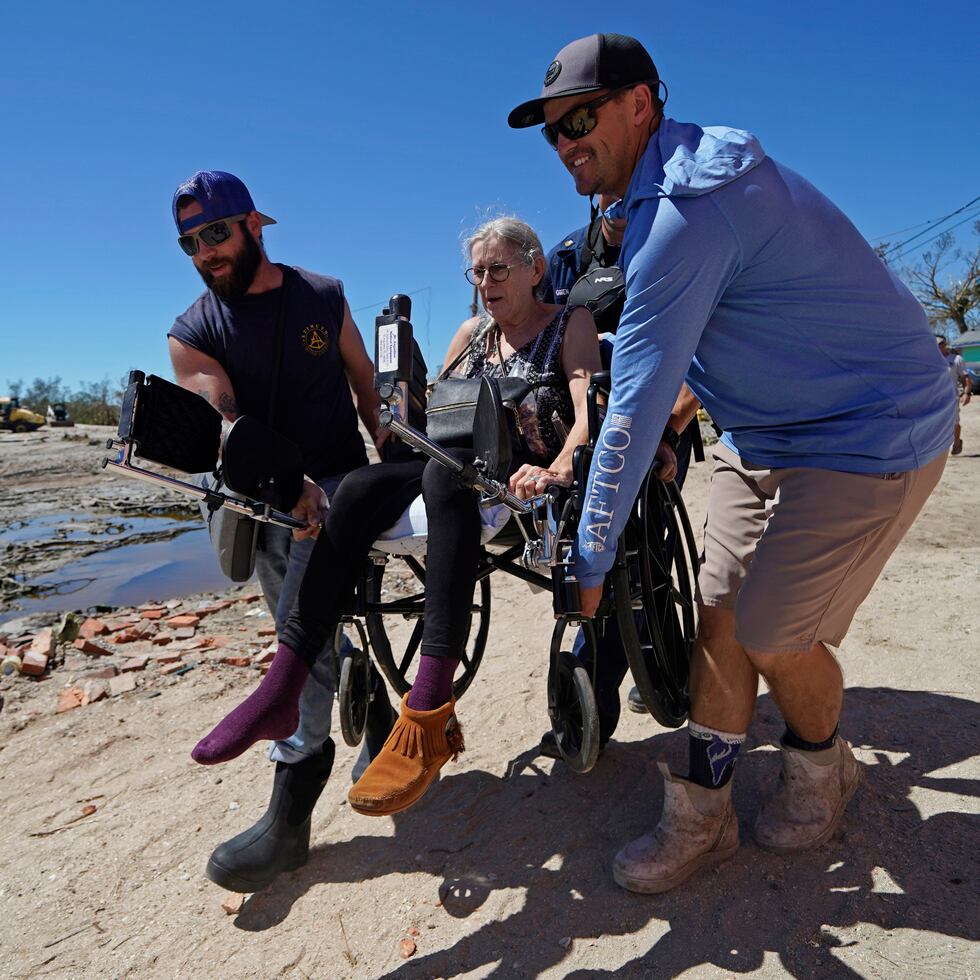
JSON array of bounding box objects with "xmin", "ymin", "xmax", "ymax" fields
[{"xmin": 102, "ymin": 294, "xmax": 698, "ymax": 774}]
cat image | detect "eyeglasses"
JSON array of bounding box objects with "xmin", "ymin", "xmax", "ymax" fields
[
  {"xmin": 465, "ymin": 263, "xmax": 515, "ymax": 285},
  {"xmin": 177, "ymin": 214, "xmax": 247, "ymax": 256},
  {"xmin": 541, "ymin": 87, "xmax": 630, "ymax": 149}
]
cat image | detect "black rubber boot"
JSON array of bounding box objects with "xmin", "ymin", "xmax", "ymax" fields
[
  {"xmin": 351, "ymin": 664, "xmax": 396, "ymax": 783},
  {"xmin": 205, "ymin": 738, "xmax": 335, "ymax": 893}
]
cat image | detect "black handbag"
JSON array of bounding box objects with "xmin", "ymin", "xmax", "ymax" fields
[
  {"xmin": 425, "ymin": 323, "xmax": 532, "ymax": 450},
  {"xmin": 426, "ymin": 375, "xmax": 532, "ymax": 448}
]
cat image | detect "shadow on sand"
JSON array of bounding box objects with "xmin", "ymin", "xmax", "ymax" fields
[{"xmin": 232, "ymin": 687, "xmax": 979, "ymax": 977}]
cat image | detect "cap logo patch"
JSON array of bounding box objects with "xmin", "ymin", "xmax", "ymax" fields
[{"xmin": 544, "ymin": 60, "xmax": 561, "ymax": 86}]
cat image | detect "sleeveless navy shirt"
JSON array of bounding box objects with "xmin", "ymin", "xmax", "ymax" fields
[{"xmin": 169, "ymin": 266, "xmax": 368, "ymax": 480}]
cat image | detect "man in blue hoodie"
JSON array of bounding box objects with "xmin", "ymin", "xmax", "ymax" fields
[{"xmin": 510, "ymin": 34, "xmax": 954, "ymax": 893}]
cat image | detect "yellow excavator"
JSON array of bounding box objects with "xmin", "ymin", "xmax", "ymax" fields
[{"xmin": 0, "ymin": 396, "xmax": 47, "ymax": 432}]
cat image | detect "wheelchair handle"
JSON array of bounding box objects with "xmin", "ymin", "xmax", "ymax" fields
[
  {"xmin": 379, "ymin": 410, "xmax": 556, "ymax": 514},
  {"xmin": 102, "ymin": 439, "xmax": 308, "ymax": 531}
]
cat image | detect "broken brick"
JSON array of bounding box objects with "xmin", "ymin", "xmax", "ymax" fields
[
  {"xmin": 109, "ymin": 673, "xmax": 137, "ymax": 696},
  {"xmin": 221, "ymin": 893, "xmax": 246, "ymax": 915},
  {"xmin": 160, "ymin": 661, "xmax": 188, "ymax": 675},
  {"xmin": 257, "ymin": 627, "xmax": 277, "ymax": 637},
  {"xmin": 111, "ymin": 629, "xmax": 142, "ymax": 644},
  {"xmin": 252, "ymin": 647, "xmax": 276, "ymax": 665},
  {"xmin": 78, "ymin": 618, "xmax": 109, "ymax": 639},
  {"xmin": 222, "ymin": 656, "xmax": 252, "ymax": 668},
  {"xmin": 173, "ymin": 627, "xmax": 197, "ymax": 640},
  {"xmin": 104, "ymin": 619, "xmax": 139, "ymax": 633},
  {"xmin": 152, "ymin": 651, "xmax": 183, "ymax": 664},
  {"xmin": 21, "ymin": 651, "xmax": 49, "ymax": 676},
  {"xmin": 198, "ymin": 635, "xmax": 232, "ymax": 649},
  {"xmin": 81, "ymin": 665, "xmax": 118, "ymax": 680},
  {"xmin": 57, "ymin": 687, "xmax": 85, "ymax": 713},
  {"xmin": 139, "ymin": 608, "xmax": 167, "ymax": 620},
  {"xmin": 120, "ymin": 657, "xmax": 148, "ymax": 672},
  {"xmin": 73, "ymin": 638, "xmax": 113, "ymax": 657},
  {"xmin": 81, "ymin": 679, "xmax": 110, "ymax": 705},
  {"xmin": 28, "ymin": 629, "xmax": 56, "ymax": 659},
  {"xmin": 166, "ymin": 614, "xmax": 201, "ymax": 629},
  {"xmin": 151, "ymin": 634, "xmax": 173, "ymax": 646}
]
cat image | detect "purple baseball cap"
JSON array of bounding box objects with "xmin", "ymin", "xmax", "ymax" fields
[
  {"xmin": 172, "ymin": 170, "xmax": 277, "ymax": 234},
  {"xmin": 508, "ymin": 33, "xmax": 659, "ymax": 129}
]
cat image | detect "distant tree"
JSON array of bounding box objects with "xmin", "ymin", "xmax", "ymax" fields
[
  {"xmin": 902, "ymin": 223, "xmax": 980, "ymax": 336},
  {"xmin": 21, "ymin": 376, "xmax": 69, "ymax": 412},
  {"xmin": 69, "ymin": 377, "xmax": 122, "ymax": 425}
]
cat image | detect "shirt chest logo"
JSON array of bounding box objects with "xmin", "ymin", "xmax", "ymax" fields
[{"xmin": 301, "ymin": 323, "xmax": 330, "ymax": 356}]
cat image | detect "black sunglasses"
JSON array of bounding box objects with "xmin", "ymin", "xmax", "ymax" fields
[
  {"xmin": 177, "ymin": 214, "xmax": 247, "ymax": 256},
  {"xmin": 540, "ymin": 86, "xmax": 632, "ymax": 149}
]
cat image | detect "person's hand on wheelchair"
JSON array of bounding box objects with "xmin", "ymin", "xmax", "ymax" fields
[
  {"xmin": 509, "ymin": 462, "xmax": 571, "ymax": 501},
  {"xmin": 654, "ymin": 440, "xmax": 677, "ymax": 483},
  {"xmin": 291, "ymin": 477, "xmax": 329, "ymax": 540}
]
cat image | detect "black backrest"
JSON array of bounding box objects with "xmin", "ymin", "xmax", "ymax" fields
[{"xmin": 120, "ymin": 372, "xmax": 222, "ymax": 474}]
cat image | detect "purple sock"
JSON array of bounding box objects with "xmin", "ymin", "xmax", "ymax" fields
[
  {"xmin": 191, "ymin": 643, "xmax": 310, "ymax": 765},
  {"xmin": 406, "ymin": 655, "xmax": 458, "ymax": 711}
]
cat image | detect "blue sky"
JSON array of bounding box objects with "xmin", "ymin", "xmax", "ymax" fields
[{"xmin": 3, "ymin": 1, "xmax": 978, "ymax": 390}]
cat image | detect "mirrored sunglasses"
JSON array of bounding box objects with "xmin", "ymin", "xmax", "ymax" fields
[
  {"xmin": 177, "ymin": 214, "xmax": 248, "ymax": 256},
  {"xmin": 540, "ymin": 87, "xmax": 629, "ymax": 149}
]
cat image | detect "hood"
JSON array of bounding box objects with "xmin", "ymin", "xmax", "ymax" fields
[{"xmin": 629, "ymin": 118, "xmax": 766, "ymax": 201}]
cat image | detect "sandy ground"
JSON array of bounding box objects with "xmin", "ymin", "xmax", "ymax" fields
[{"xmin": 0, "ymin": 413, "xmax": 978, "ymax": 980}]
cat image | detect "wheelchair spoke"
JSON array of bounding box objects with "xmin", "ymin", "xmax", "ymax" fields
[{"xmin": 396, "ymin": 619, "xmax": 425, "ymax": 675}]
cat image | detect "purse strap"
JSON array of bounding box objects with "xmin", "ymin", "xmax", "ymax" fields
[
  {"xmin": 492, "ymin": 326, "xmax": 516, "ymax": 377},
  {"xmin": 266, "ymin": 264, "xmax": 291, "ymax": 427}
]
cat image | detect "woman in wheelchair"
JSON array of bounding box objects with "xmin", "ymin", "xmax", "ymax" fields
[{"xmin": 192, "ymin": 217, "xmax": 602, "ymax": 816}]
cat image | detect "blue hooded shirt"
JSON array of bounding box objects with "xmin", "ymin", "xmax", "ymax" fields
[{"xmin": 574, "ymin": 118, "xmax": 954, "ymax": 588}]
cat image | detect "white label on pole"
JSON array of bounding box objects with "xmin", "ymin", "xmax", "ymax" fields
[{"xmin": 377, "ymin": 324, "xmax": 399, "ymax": 373}]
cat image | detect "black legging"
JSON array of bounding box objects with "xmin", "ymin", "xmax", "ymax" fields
[{"xmin": 280, "ymin": 450, "xmax": 485, "ymax": 665}]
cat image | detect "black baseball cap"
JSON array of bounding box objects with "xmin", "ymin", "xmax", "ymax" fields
[{"xmin": 508, "ymin": 33, "xmax": 659, "ymax": 129}]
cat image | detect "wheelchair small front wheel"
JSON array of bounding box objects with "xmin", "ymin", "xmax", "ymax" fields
[
  {"xmin": 547, "ymin": 622, "xmax": 600, "ymax": 774},
  {"xmin": 336, "ymin": 621, "xmax": 372, "ymax": 748}
]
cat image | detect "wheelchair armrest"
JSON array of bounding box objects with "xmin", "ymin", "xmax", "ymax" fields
[{"xmin": 590, "ymin": 371, "xmax": 611, "ymax": 395}]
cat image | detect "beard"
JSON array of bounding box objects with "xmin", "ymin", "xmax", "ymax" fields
[{"xmin": 197, "ymin": 228, "xmax": 263, "ymax": 300}]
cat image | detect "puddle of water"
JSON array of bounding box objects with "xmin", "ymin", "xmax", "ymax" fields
[{"xmin": 0, "ymin": 516, "xmax": 245, "ymax": 626}]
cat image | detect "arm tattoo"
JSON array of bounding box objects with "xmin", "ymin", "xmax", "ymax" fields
[
  {"xmin": 196, "ymin": 389, "xmax": 211, "ymax": 405},
  {"xmin": 218, "ymin": 392, "xmax": 238, "ymax": 416}
]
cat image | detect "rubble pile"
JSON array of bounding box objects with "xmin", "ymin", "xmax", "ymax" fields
[{"xmin": 0, "ymin": 588, "xmax": 278, "ymax": 723}]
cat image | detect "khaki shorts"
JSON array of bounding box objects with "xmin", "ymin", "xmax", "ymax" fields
[{"xmin": 696, "ymin": 444, "xmax": 946, "ymax": 653}]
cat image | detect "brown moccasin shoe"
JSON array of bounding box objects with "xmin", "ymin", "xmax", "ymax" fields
[{"xmin": 348, "ymin": 695, "xmax": 464, "ymax": 816}]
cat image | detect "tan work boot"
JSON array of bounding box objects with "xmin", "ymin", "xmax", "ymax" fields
[
  {"xmin": 612, "ymin": 762, "xmax": 739, "ymax": 894},
  {"xmin": 753, "ymin": 736, "xmax": 860, "ymax": 853},
  {"xmin": 348, "ymin": 695, "xmax": 464, "ymax": 817}
]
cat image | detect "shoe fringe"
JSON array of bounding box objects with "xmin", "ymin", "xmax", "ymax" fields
[{"xmin": 385, "ymin": 713, "xmax": 465, "ymax": 763}]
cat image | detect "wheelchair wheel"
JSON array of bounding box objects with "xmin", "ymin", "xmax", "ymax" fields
[
  {"xmin": 365, "ymin": 556, "xmax": 490, "ymax": 701},
  {"xmin": 336, "ymin": 620, "xmax": 372, "ymax": 748},
  {"xmin": 547, "ymin": 620, "xmax": 600, "ymax": 773},
  {"xmin": 613, "ymin": 475, "xmax": 698, "ymax": 728}
]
